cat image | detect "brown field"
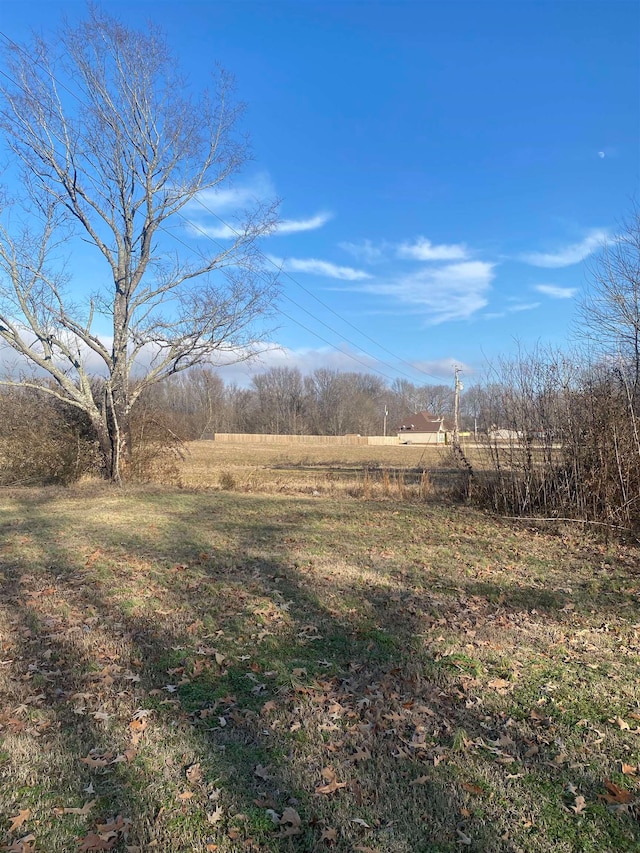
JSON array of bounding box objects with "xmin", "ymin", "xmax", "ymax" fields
[
  {"xmin": 178, "ymin": 439, "xmax": 455, "ymax": 495},
  {"xmin": 1, "ymin": 440, "xmax": 639, "ymax": 852}
]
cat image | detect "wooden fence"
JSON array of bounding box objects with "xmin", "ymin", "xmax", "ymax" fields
[{"xmin": 213, "ymin": 433, "xmax": 399, "ymax": 446}]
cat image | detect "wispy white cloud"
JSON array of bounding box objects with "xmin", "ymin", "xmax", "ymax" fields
[
  {"xmin": 184, "ymin": 173, "xmax": 330, "ymax": 239},
  {"xmin": 185, "ymin": 213, "xmax": 332, "ymax": 241},
  {"xmin": 534, "ymin": 284, "xmax": 577, "ymax": 299},
  {"xmin": 186, "ymin": 173, "xmax": 276, "ymax": 214},
  {"xmin": 521, "ymin": 229, "xmax": 608, "ymax": 268},
  {"xmin": 275, "ymin": 212, "xmax": 332, "ymax": 235},
  {"xmin": 509, "ymin": 302, "xmax": 540, "ymax": 312},
  {"xmin": 483, "ymin": 301, "xmax": 540, "ymax": 320},
  {"xmin": 361, "ymin": 261, "xmax": 495, "ymax": 324},
  {"xmin": 339, "ymin": 239, "xmax": 385, "ymax": 264},
  {"xmin": 269, "ymin": 256, "xmax": 371, "ymax": 281},
  {"xmin": 397, "ymin": 237, "xmax": 469, "ymax": 262},
  {"xmin": 533, "ymin": 284, "xmax": 578, "ymax": 299},
  {"xmin": 184, "ymin": 221, "xmax": 237, "ymax": 240}
]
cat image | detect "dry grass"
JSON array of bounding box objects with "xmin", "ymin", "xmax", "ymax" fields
[
  {"xmin": 179, "ymin": 439, "xmax": 453, "ymax": 497},
  {"xmin": 1, "ymin": 448, "xmax": 639, "ymax": 851}
]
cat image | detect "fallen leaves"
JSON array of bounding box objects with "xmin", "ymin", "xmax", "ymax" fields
[
  {"xmin": 320, "ymin": 827, "xmax": 338, "ymax": 843},
  {"xmin": 128, "ymin": 710, "xmax": 150, "ymax": 745},
  {"xmin": 598, "ymin": 780, "xmax": 634, "ymax": 805},
  {"xmin": 206, "ymin": 805, "xmax": 224, "ymax": 825},
  {"xmin": 186, "ymin": 762, "xmax": 203, "ymax": 785},
  {"xmin": 486, "ymin": 677, "xmax": 513, "ymax": 694},
  {"xmin": 53, "ymin": 799, "xmax": 96, "ymax": 816},
  {"xmin": 5, "ymin": 834, "xmax": 36, "ymax": 853},
  {"xmin": 176, "ymin": 790, "xmax": 194, "ymax": 802},
  {"xmin": 8, "ymin": 811, "xmax": 31, "ymax": 833},
  {"xmin": 77, "ymin": 816, "xmax": 133, "ymax": 852},
  {"xmin": 610, "ymin": 716, "xmax": 632, "ymax": 731},
  {"xmin": 254, "ymin": 764, "xmax": 271, "ymax": 780},
  {"xmin": 278, "ymin": 806, "xmax": 302, "ymax": 837},
  {"xmin": 80, "ymin": 751, "xmax": 112, "ymax": 769},
  {"xmin": 571, "ymin": 795, "xmax": 587, "ymax": 815},
  {"xmin": 315, "ymin": 766, "xmax": 348, "ymax": 795}
]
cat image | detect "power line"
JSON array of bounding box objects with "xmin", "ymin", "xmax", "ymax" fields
[
  {"xmin": 161, "ymin": 221, "xmax": 402, "ymax": 384},
  {"xmin": 173, "ymin": 216, "xmax": 413, "ymax": 383},
  {"xmin": 191, "ymin": 196, "xmax": 446, "ymax": 384}
]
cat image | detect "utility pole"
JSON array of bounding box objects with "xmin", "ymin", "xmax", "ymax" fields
[{"xmin": 453, "ymin": 366, "xmax": 463, "ymax": 447}]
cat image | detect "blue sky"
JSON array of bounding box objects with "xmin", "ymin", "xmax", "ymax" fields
[{"xmin": 2, "ymin": 0, "xmax": 639, "ymax": 386}]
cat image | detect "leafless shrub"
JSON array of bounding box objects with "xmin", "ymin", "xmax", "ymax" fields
[
  {"xmin": 0, "ymin": 388, "xmax": 98, "ymax": 485},
  {"xmin": 218, "ymin": 470, "xmax": 237, "ymax": 491},
  {"xmin": 126, "ymin": 402, "xmax": 185, "ymax": 485},
  {"xmin": 462, "ymin": 349, "xmax": 640, "ymax": 536},
  {"xmin": 419, "ymin": 469, "xmax": 433, "ymax": 499}
]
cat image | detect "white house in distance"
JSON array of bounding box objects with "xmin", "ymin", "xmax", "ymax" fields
[{"xmin": 397, "ymin": 411, "xmax": 453, "ymax": 444}]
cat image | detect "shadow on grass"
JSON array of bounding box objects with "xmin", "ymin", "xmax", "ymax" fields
[{"xmin": 0, "ymin": 486, "xmax": 639, "ymax": 852}]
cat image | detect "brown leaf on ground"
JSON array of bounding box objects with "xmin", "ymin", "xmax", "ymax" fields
[
  {"xmin": 96, "ymin": 815, "xmax": 131, "ymax": 835},
  {"xmin": 186, "ymin": 762, "xmax": 203, "ymax": 784},
  {"xmin": 80, "ymin": 753, "xmax": 111, "ymax": 768},
  {"xmin": 461, "ymin": 782, "xmax": 483, "ymax": 795},
  {"xmin": 320, "ymin": 827, "xmax": 338, "ymax": 843},
  {"xmin": 280, "ymin": 807, "xmax": 301, "ymax": 828},
  {"xmin": 111, "ymin": 747, "xmax": 137, "ymax": 764},
  {"xmin": 610, "ymin": 716, "xmax": 631, "ymax": 731},
  {"xmin": 8, "ymin": 810, "xmax": 31, "ymax": 833},
  {"xmin": 410, "ymin": 775, "xmax": 430, "ymax": 786},
  {"xmin": 315, "ymin": 767, "xmax": 347, "ymax": 795},
  {"xmin": 254, "ymin": 764, "xmax": 271, "ymax": 780},
  {"xmin": 176, "ymin": 790, "xmax": 194, "ymax": 801},
  {"xmin": 278, "ymin": 806, "xmax": 302, "ymax": 837},
  {"xmin": 78, "ymin": 832, "xmax": 116, "ymax": 852},
  {"xmin": 53, "ymin": 799, "xmax": 96, "ymax": 816},
  {"xmin": 599, "ymin": 781, "xmax": 634, "ymax": 804},
  {"xmin": 570, "ymin": 795, "xmax": 588, "ymax": 814},
  {"xmin": 621, "ymin": 762, "xmax": 638, "ymax": 775},
  {"xmin": 6, "ymin": 834, "xmax": 36, "ymax": 853},
  {"xmin": 487, "ymin": 678, "xmax": 512, "ymax": 692},
  {"xmin": 207, "ymin": 805, "xmax": 224, "ymax": 824},
  {"xmin": 348, "ymin": 747, "xmax": 371, "ymax": 763},
  {"xmin": 129, "ymin": 717, "xmax": 148, "ymax": 744}
]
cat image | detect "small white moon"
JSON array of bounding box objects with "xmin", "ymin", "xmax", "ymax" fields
[{"xmin": 598, "ymin": 151, "xmax": 606, "ymax": 159}]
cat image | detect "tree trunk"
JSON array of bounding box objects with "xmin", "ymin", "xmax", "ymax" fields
[{"xmin": 91, "ymin": 397, "xmax": 130, "ymax": 484}]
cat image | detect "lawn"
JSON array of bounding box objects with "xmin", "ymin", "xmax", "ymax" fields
[{"xmin": 1, "ymin": 442, "xmax": 639, "ymax": 852}]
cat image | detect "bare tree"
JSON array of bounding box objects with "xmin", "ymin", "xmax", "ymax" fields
[
  {"xmin": 0, "ymin": 9, "xmax": 278, "ymax": 481},
  {"xmin": 252, "ymin": 366, "xmax": 307, "ymax": 434},
  {"xmin": 579, "ymin": 212, "xmax": 640, "ymax": 398}
]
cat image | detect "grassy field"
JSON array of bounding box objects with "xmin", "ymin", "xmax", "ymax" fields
[
  {"xmin": 1, "ymin": 441, "xmax": 640, "ymax": 852},
  {"xmin": 178, "ymin": 440, "xmax": 453, "ymax": 495}
]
